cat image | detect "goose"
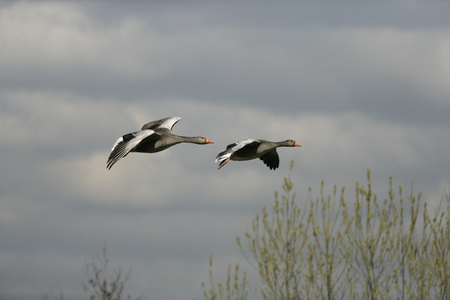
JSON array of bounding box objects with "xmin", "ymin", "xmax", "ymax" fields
[
  {"xmin": 107, "ymin": 117, "xmax": 214, "ymax": 170},
  {"xmin": 215, "ymin": 139, "xmax": 301, "ymax": 170}
]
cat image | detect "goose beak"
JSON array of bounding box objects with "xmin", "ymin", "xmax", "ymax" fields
[
  {"xmin": 294, "ymin": 141, "xmax": 301, "ymax": 147},
  {"xmin": 205, "ymin": 138, "xmax": 214, "ymax": 144}
]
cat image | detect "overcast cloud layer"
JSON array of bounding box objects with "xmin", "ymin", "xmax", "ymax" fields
[{"xmin": 1, "ymin": 1, "xmax": 449, "ymax": 300}]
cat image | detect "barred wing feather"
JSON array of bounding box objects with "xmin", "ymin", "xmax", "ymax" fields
[{"xmin": 107, "ymin": 130, "xmax": 160, "ymax": 169}]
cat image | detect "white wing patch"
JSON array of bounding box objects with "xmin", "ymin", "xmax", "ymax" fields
[
  {"xmin": 141, "ymin": 117, "xmax": 182, "ymax": 131},
  {"xmin": 215, "ymin": 139, "xmax": 257, "ymax": 169},
  {"xmin": 107, "ymin": 129, "xmax": 159, "ymax": 169},
  {"xmin": 158, "ymin": 116, "xmax": 181, "ymax": 130}
]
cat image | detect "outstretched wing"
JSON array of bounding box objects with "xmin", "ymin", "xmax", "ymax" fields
[
  {"xmin": 107, "ymin": 130, "xmax": 160, "ymax": 170},
  {"xmin": 215, "ymin": 139, "xmax": 258, "ymax": 169},
  {"xmin": 260, "ymin": 150, "xmax": 280, "ymax": 170},
  {"xmin": 141, "ymin": 117, "xmax": 181, "ymax": 131}
]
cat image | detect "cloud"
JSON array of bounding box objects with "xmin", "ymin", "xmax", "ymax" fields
[
  {"xmin": 0, "ymin": 1, "xmax": 449, "ymax": 300},
  {"xmin": 2, "ymin": 1, "xmax": 448, "ymax": 123}
]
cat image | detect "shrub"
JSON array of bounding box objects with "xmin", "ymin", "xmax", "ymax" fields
[
  {"xmin": 203, "ymin": 164, "xmax": 449, "ymax": 300},
  {"xmin": 83, "ymin": 245, "xmax": 142, "ymax": 300}
]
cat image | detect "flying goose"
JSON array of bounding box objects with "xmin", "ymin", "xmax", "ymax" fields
[
  {"xmin": 107, "ymin": 117, "xmax": 214, "ymax": 169},
  {"xmin": 215, "ymin": 139, "xmax": 300, "ymax": 170}
]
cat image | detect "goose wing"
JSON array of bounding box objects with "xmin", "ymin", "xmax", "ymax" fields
[
  {"xmin": 107, "ymin": 129, "xmax": 161, "ymax": 170},
  {"xmin": 215, "ymin": 139, "xmax": 259, "ymax": 169},
  {"xmin": 260, "ymin": 149, "xmax": 280, "ymax": 170},
  {"xmin": 141, "ymin": 117, "xmax": 181, "ymax": 131}
]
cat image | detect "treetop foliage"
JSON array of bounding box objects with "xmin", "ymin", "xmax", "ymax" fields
[{"xmin": 203, "ymin": 164, "xmax": 449, "ymax": 300}]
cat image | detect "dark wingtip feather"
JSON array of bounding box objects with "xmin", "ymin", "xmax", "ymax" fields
[
  {"xmin": 106, "ymin": 140, "xmax": 129, "ymax": 170},
  {"xmin": 260, "ymin": 150, "xmax": 280, "ymax": 170}
]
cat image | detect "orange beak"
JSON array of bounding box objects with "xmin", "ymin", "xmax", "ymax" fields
[
  {"xmin": 294, "ymin": 141, "xmax": 301, "ymax": 147},
  {"xmin": 205, "ymin": 138, "xmax": 214, "ymax": 144}
]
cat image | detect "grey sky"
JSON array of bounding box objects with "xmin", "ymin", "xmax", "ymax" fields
[{"xmin": 0, "ymin": 1, "xmax": 449, "ymax": 300}]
